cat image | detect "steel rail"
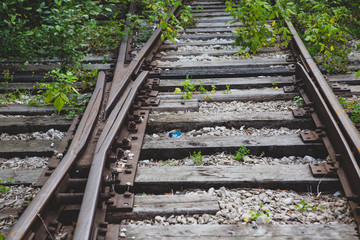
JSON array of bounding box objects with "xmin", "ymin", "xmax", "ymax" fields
[
  {"xmin": 285, "ymin": 19, "xmax": 360, "ymax": 226},
  {"xmin": 74, "ymin": 3, "xmax": 184, "ymax": 238},
  {"xmin": 73, "ymin": 71, "xmax": 149, "ymax": 240},
  {"xmin": 7, "ymin": 72, "xmax": 106, "ymax": 240}
]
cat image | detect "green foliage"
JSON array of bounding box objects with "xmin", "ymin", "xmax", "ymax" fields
[
  {"xmin": 234, "ymin": 146, "xmax": 250, "ymax": 161},
  {"xmin": 245, "ymin": 204, "xmax": 271, "ymax": 223},
  {"xmin": 338, "ymin": 97, "xmax": 360, "ymax": 124},
  {"xmin": 161, "ymin": 160, "xmax": 175, "ymax": 166},
  {"xmin": 225, "ymin": 0, "xmax": 293, "ymax": 56},
  {"xmin": 190, "ymin": 151, "xmax": 202, "ymax": 166},
  {"xmin": 0, "ymin": 178, "xmax": 13, "ymax": 195},
  {"xmin": 294, "ymin": 96, "xmax": 304, "ymax": 108},
  {"xmin": 356, "ymin": 70, "xmax": 360, "ymax": 78},
  {"xmin": 144, "ymin": 0, "xmax": 195, "ymax": 43},
  {"xmin": 0, "ymin": 0, "xmax": 105, "ymax": 66},
  {"xmin": 223, "ymin": 84, "xmax": 231, "ymax": 94},
  {"xmin": 0, "ymin": 232, "xmax": 4, "ymax": 240},
  {"xmin": 290, "ymin": 0, "xmax": 360, "ymax": 73},
  {"xmin": 41, "ymin": 69, "xmax": 80, "ymax": 112},
  {"xmin": 294, "ymin": 199, "xmax": 323, "ymax": 211},
  {"xmin": 0, "ymin": 178, "xmax": 13, "ymax": 184},
  {"xmin": 174, "ymin": 76, "xmax": 216, "ymax": 100},
  {"xmin": 181, "ymin": 76, "xmax": 196, "ymax": 99},
  {"xmin": 0, "ymin": 0, "xmax": 194, "ymax": 65}
]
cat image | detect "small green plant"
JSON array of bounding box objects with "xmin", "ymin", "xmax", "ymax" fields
[
  {"xmin": 356, "ymin": 71, "xmax": 360, "ymax": 78},
  {"xmin": 190, "ymin": 151, "xmax": 202, "ymax": 166},
  {"xmin": 272, "ymin": 81, "xmax": 278, "ymax": 89},
  {"xmin": 195, "ymin": 5, "xmax": 203, "ymax": 13},
  {"xmin": 161, "ymin": 160, "xmax": 175, "ymax": 166},
  {"xmin": 198, "ymin": 80, "xmax": 207, "ymax": 94},
  {"xmin": 0, "ymin": 178, "xmax": 14, "ymax": 184},
  {"xmin": 338, "ymin": 97, "xmax": 360, "ymax": 124},
  {"xmin": 244, "ymin": 204, "xmax": 271, "ymax": 223},
  {"xmin": 181, "ymin": 75, "xmax": 196, "ymax": 99},
  {"xmin": 2, "ymin": 69, "xmax": 13, "ymax": 90},
  {"xmin": 223, "ymin": 84, "xmax": 231, "ymax": 94},
  {"xmin": 294, "ymin": 199, "xmax": 323, "ymax": 211},
  {"xmin": 41, "ymin": 69, "xmax": 80, "ymax": 112},
  {"xmin": 174, "ymin": 77, "xmax": 214, "ymax": 100},
  {"xmin": 0, "ymin": 178, "xmax": 12, "ymax": 195},
  {"xmin": 293, "ymin": 96, "xmax": 305, "ymax": 108},
  {"xmin": 234, "ymin": 146, "xmax": 250, "ymax": 161}
]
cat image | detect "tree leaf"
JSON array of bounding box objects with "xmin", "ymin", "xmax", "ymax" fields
[{"xmin": 54, "ymin": 97, "xmax": 65, "ymax": 112}]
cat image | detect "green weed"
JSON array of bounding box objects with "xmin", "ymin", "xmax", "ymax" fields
[
  {"xmin": 294, "ymin": 96, "xmax": 305, "ymax": 108},
  {"xmin": 234, "ymin": 146, "xmax": 250, "ymax": 161},
  {"xmin": 190, "ymin": 151, "xmax": 202, "ymax": 166},
  {"xmin": 294, "ymin": 200, "xmax": 323, "ymax": 211},
  {"xmin": 41, "ymin": 69, "xmax": 80, "ymax": 112}
]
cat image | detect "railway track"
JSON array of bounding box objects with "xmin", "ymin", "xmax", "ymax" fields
[{"xmin": 2, "ymin": 0, "xmax": 360, "ymax": 239}]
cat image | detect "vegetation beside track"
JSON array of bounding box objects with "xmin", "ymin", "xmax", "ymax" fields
[
  {"xmin": 0, "ymin": 0, "xmax": 194, "ymax": 67},
  {"xmin": 225, "ymin": 0, "xmax": 360, "ymax": 74},
  {"xmin": 0, "ymin": 0, "xmax": 194, "ymax": 113}
]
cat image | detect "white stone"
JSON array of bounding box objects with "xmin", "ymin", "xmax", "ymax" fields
[{"xmin": 282, "ymin": 198, "xmax": 294, "ymax": 205}]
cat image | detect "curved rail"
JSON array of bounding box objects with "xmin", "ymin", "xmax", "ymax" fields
[
  {"xmin": 73, "ymin": 3, "xmax": 183, "ymax": 239},
  {"xmin": 7, "ymin": 72, "xmax": 106, "ymax": 240}
]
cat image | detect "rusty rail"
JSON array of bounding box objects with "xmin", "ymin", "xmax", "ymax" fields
[
  {"xmin": 285, "ymin": 19, "xmax": 360, "ymax": 226},
  {"xmin": 73, "ymin": 3, "xmax": 183, "ymax": 239},
  {"xmin": 7, "ymin": 72, "xmax": 106, "ymax": 240}
]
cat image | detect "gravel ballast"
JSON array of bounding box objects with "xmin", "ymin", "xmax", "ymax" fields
[
  {"xmin": 0, "ymin": 129, "xmax": 64, "ymax": 141},
  {"xmin": 139, "ymin": 153, "xmax": 325, "ymax": 167},
  {"xmin": 121, "ymin": 188, "xmax": 354, "ymax": 226}
]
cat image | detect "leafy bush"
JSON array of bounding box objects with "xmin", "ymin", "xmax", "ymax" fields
[
  {"xmin": 225, "ymin": 0, "xmax": 294, "ymax": 56},
  {"xmin": 0, "ymin": 0, "xmax": 105, "ymax": 66},
  {"xmin": 292, "ymin": 0, "xmax": 354, "ymax": 73},
  {"xmin": 41, "ymin": 69, "xmax": 80, "ymax": 112}
]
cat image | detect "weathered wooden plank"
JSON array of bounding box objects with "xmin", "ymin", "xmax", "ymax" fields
[
  {"xmin": 154, "ymin": 59, "xmax": 291, "ymax": 69},
  {"xmin": 0, "ymin": 74, "xmax": 45, "ymax": 83},
  {"xmin": 0, "ymin": 140, "xmax": 60, "ymax": 158},
  {"xmin": 0, "ymin": 105, "xmax": 56, "ymax": 115},
  {"xmin": 147, "ymin": 111, "xmax": 314, "ymax": 133},
  {"xmin": 0, "ymin": 116, "xmax": 72, "ymax": 134},
  {"xmin": 158, "ymin": 88, "xmax": 297, "ymax": 102},
  {"xmin": 192, "ymin": 12, "xmax": 230, "ymax": 17},
  {"xmin": 135, "ymin": 165, "xmax": 338, "ymax": 193},
  {"xmin": 178, "ymin": 27, "xmax": 236, "ymax": 33},
  {"xmin": 141, "ymin": 99, "xmax": 199, "ymax": 112},
  {"xmin": 177, "ymin": 33, "xmax": 235, "ymax": 40},
  {"xmin": 196, "ymin": 17, "xmax": 235, "ymax": 23},
  {"xmin": 158, "ymin": 50, "xmax": 241, "ymax": 60},
  {"xmin": 160, "ymin": 41, "xmax": 234, "ymax": 50},
  {"xmin": 141, "ymin": 134, "xmax": 325, "ymax": 159},
  {"xmin": 154, "ymin": 67, "xmax": 294, "ymax": 79},
  {"xmin": 113, "ymin": 224, "xmax": 358, "ymax": 240},
  {"xmin": 107, "ymin": 194, "xmax": 219, "ymax": 222},
  {"xmin": 191, "ymin": 8, "xmax": 226, "ymax": 13},
  {"xmin": 191, "ymin": 2, "xmax": 223, "ymax": 6},
  {"xmin": 327, "ymin": 73, "xmax": 360, "ymax": 85},
  {"xmin": 158, "ymin": 49, "xmax": 283, "ymax": 60},
  {"xmin": 156, "ymin": 76, "xmax": 293, "ymax": 91},
  {"xmin": 0, "ymin": 168, "xmax": 44, "ymax": 185},
  {"xmin": 195, "ymin": 21, "xmax": 241, "ymax": 28},
  {"xmin": 0, "ymin": 63, "xmax": 112, "ymax": 72}
]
